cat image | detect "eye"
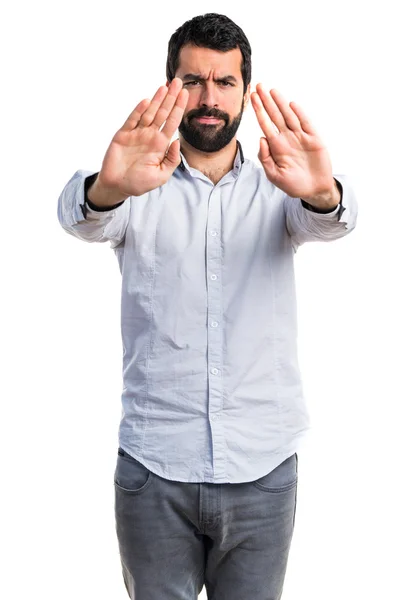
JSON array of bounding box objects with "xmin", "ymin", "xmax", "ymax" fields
[
  {"xmin": 219, "ymin": 81, "xmax": 234, "ymax": 87},
  {"xmin": 184, "ymin": 81, "xmax": 201, "ymax": 86}
]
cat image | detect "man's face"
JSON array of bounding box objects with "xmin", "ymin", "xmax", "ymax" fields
[{"xmin": 174, "ymin": 44, "xmax": 250, "ymax": 152}]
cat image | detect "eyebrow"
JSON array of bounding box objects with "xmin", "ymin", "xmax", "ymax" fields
[{"xmin": 182, "ymin": 73, "xmax": 238, "ymax": 83}]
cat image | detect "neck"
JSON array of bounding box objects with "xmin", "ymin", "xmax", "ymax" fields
[{"xmin": 179, "ymin": 136, "xmax": 238, "ymax": 185}]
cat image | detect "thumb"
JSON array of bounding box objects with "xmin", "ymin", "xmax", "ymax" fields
[
  {"xmin": 258, "ymin": 136, "xmax": 278, "ymax": 183},
  {"xmin": 163, "ymin": 138, "xmax": 181, "ymax": 171},
  {"xmin": 258, "ymin": 137, "xmax": 271, "ymax": 164}
]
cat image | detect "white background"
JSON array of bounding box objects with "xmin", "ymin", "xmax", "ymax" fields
[{"xmin": 1, "ymin": 0, "xmax": 414, "ymax": 598}]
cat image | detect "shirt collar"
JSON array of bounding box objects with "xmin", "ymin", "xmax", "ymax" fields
[{"xmin": 178, "ymin": 140, "xmax": 245, "ymax": 178}]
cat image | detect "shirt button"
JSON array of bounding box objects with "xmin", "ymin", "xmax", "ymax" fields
[
  {"xmin": 211, "ymin": 321, "xmax": 218, "ymax": 328},
  {"xmin": 210, "ymin": 231, "xmax": 218, "ymax": 236},
  {"xmin": 211, "ymin": 368, "xmax": 219, "ymax": 375},
  {"xmin": 210, "ymin": 274, "xmax": 217, "ymax": 280},
  {"xmin": 211, "ymin": 413, "xmax": 219, "ymax": 420}
]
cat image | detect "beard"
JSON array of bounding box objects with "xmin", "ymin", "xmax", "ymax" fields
[{"xmin": 178, "ymin": 99, "xmax": 244, "ymax": 153}]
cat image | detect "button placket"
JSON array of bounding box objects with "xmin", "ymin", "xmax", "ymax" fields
[{"xmin": 206, "ymin": 186, "xmax": 225, "ymax": 474}]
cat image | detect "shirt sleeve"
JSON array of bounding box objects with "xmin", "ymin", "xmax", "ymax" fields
[
  {"xmin": 57, "ymin": 170, "xmax": 130, "ymax": 249},
  {"xmin": 284, "ymin": 175, "xmax": 358, "ymax": 251}
]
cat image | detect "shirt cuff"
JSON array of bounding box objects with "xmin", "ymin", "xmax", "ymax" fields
[
  {"xmin": 80, "ymin": 172, "xmax": 126, "ymax": 218},
  {"xmin": 300, "ymin": 178, "xmax": 345, "ymax": 221}
]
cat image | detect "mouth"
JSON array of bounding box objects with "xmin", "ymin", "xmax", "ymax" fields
[{"xmin": 194, "ymin": 117, "xmax": 223, "ymax": 124}]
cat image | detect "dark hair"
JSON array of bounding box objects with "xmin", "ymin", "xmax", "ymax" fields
[{"xmin": 166, "ymin": 13, "xmax": 252, "ymax": 93}]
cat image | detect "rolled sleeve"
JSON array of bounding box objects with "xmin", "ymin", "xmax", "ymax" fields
[
  {"xmin": 284, "ymin": 174, "xmax": 358, "ymax": 251},
  {"xmin": 57, "ymin": 169, "xmax": 130, "ymax": 247}
]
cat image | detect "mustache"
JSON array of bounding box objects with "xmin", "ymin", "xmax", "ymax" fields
[{"xmin": 187, "ymin": 107, "xmax": 229, "ymax": 124}]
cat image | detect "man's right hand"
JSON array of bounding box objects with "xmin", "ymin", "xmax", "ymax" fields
[{"xmin": 88, "ymin": 78, "xmax": 188, "ymax": 207}]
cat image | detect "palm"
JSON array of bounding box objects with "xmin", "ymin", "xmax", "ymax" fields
[
  {"xmin": 251, "ymin": 84, "xmax": 334, "ymax": 199},
  {"xmin": 98, "ymin": 78, "xmax": 188, "ymax": 197},
  {"xmin": 102, "ymin": 129, "xmax": 176, "ymax": 195}
]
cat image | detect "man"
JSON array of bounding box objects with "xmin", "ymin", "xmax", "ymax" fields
[{"xmin": 57, "ymin": 12, "xmax": 357, "ymax": 600}]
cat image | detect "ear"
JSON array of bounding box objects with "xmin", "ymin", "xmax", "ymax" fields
[{"xmin": 243, "ymin": 84, "xmax": 251, "ymax": 110}]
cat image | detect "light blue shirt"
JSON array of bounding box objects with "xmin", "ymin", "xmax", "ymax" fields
[{"xmin": 57, "ymin": 142, "xmax": 357, "ymax": 483}]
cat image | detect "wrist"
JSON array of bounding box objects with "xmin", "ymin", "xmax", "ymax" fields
[
  {"xmin": 301, "ymin": 178, "xmax": 340, "ymax": 210},
  {"xmin": 88, "ymin": 174, "xmax": 130, "ymax": 208}
]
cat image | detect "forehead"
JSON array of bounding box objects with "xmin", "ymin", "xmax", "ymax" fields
[{"xmin": 176, "ymin": 44, "xmax": 243, "ymax": 80}]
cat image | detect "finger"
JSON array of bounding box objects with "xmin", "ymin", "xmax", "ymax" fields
[
  {"xmin": 269, "ymin": 88, "xmax": 301, "ymax": 131},
  {"xmin": 258, "ymin": 137, "xmax": 278, "ymax": 179},
  {"xmin": 162, "ymin": 138, "xmax": 181, "ymax": 172},
  {"xmin": 255, "ymin": 83, "xmax": 288, "ymax": 132},
  {"xmin": 120, "ymin": 98, "xmax": 151, "ymax": 132},
  {"xmin": 151, "ymin": 78, "xmax": 184, "ymax": 129},
  {"xmin": 258, "ymin": 136, "xmax": 271, "ymax": 163},
  {"xmin": 258, "ymin": 136, "xmax": 276, "ymax": 170},
  {"xmin": 138, "ymin": 85, "xmax": 170, "ymax": 128},
  {"xmin": 288, "ymin": 101, "xmax": 317, "ymax": 135},
  {"xmin": 160, "ymin": 88, "xmax": 189, "ymax": 139},
  {"xmin": 251, "ymin": 91, "xmax": 280, "ymax": 141}
]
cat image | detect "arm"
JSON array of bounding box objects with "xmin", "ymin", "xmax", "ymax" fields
[
  {"xmin": 57, "ymin": 78, "xmax": 189, "ymax": 247},
  {"xmin": 250, "ymin": 84, "xmax": 358, "ymax": 249}
]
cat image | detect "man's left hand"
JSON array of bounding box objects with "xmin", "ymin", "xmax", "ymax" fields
[{"xmin": 251, "ymin": 84, "xmax": 340, "ymax": 210}]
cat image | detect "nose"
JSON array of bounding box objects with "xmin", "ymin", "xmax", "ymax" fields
[{"xmin": 199, "ymin": 82, "xmax": 219, "ymax": 108}]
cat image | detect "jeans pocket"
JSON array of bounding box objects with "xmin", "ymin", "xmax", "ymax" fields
[
  {"xmin": 114, "ymin": 447, "xmax": 153, "ymax": 495},
  {"xmin": 253, "ymin": 453, "xmax": 298, "ymax": 493}
]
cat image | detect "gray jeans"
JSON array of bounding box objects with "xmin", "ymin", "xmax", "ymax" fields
[{"xmin": 114, "ymin": 448, "xmax": 298, "ymax": 600}]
